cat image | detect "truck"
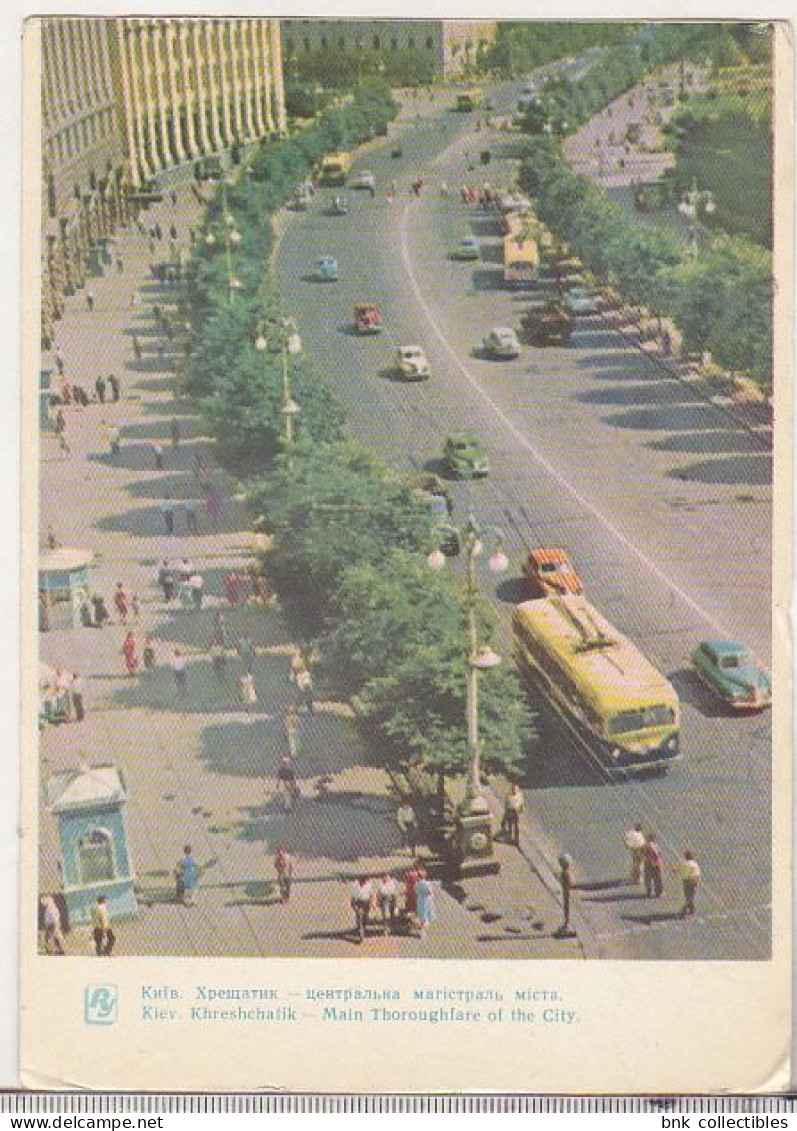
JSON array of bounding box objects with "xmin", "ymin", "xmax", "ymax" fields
[
  {"xmin": 503, "ymin": 233, "xmax": 539, "ymax": 287},
  {"xmin": 318, "ymin": 151, "xmax": 352, "ymax": 186}
]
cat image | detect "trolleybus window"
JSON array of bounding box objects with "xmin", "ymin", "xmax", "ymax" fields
[{"xmin": 608, "ymin": 705, "xmax": 676, "ymax": 735}]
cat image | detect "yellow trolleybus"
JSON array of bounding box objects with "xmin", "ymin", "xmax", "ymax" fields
[{"xmin": 513, "ymin": 595, "xmax": 681, "ymax": 774}]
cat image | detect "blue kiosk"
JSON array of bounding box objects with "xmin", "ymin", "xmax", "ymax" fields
[
  {"xmin": 46, "ymin": 763, "xmax": 137, "ymax": 926},
  {"xmin": 39, "ymin": 547, "xmax": 94, "ymax": 631}
]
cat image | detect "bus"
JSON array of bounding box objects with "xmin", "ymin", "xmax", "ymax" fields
[
  {"xmin": 513, "ymin": 595, "xmax": 680, "ymax": 774},
  {"xmin": 318, "ymin": 151, "xmax": 352, "ymax": 186},
  {"xmin": 456, "ymin": 88, "xmax": 485, "ymax": 112}
]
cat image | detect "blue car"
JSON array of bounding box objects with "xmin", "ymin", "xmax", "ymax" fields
[
  {"xmin": 691, "ymin": 639, "xmax": 771, "ymax": 710},
  {"xmin": 315, "ymin": 255, "xmax": 339, "ymax": 282}
]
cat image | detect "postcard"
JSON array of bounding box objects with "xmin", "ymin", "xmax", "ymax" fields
[{"xmin": 19, "ymin": 11, "xmax": 792, "ymax": 1093}]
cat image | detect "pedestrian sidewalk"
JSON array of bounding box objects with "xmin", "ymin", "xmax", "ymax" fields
[{"xmin": 38, "ymin": 172, "xmax": 582, "ymax": 960}]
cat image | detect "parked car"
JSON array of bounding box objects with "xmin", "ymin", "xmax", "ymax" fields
[
  {"xmin": 353, "ymin": 303, "xmax": 382, "ymax": 335},
  {"xmin": 408, "ymin": 478, "xmax": 459, "ymax": 556},
  {"xmin": 567, "ymin": 286, "xmax": 600, "ymax": 316},
  {"xmin": 690, "ymin": 640, "xmax": 771, "ymax": 710},
  {"xmin": 349, "ymin": 170, "xmax": 376, "ymax": 191},
  {"xmin": 314, "ymin": 255, "xmax": 339, "ymax": 282},
  {"xmin": 395, "ymin": 345, "xmax": 431, "ymax": 380},
  {"xmin": 443, "ymin": 432, "xmax": 489, "ymax": 479},
  {"xmin": 483, "ymin": 326, "xmax": 521, "ymax": 359},
  {"xmin": 405, "ymin": 472, "xmax": 454, "ymax": 514},
  {"xmin": 453, "ymin": 236, "xmax": 480, "ymax": 261},
  {"xmin": 331, "ymin": 195, "xmax": 349, "ymax": 215},
  {"xmin": 523, "ymin": 548, "xmax": 583, "ymax": 597}
]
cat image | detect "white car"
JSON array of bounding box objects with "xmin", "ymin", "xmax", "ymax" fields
[
  {"xmin": 568, "ymin": 286, "xmax": 600, "ymax": 316},
  {"xmin": 396, "ymin": 345, "xmax": 431, "ymax": 380},
  {"xmin": 349, "ymin": 171, "xmax": 376, "ymax": 191},
  {"xmin": 483, "ymin": 327, "xmax": 521, "ymax": 359}
]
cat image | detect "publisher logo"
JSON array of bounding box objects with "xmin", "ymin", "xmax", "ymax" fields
[{"xmin": 84, "ymin": 984, "xmax": 118, "ymax": 1025}]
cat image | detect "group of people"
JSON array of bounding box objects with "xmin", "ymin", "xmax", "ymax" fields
[
  {"xmin": 39, "ymin": 666, "xmax": 86, "ymax": 726},
  {"xmin": 350, "ymin": 861, "xmax": 436, "ymax": 943},
  {"xmin": 624, "ymin": 823, "xmax": 702, "ymax": 918}
]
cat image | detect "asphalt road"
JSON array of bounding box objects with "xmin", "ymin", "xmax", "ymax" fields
[{"xmin": 274, "ymin": 78, "xmax": 773, "ymax": 959}]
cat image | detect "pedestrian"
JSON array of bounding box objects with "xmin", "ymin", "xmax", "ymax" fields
[
  {"xmin": 211, "ymin": 610, "xmax": 228, "ymax": 648},
  {"xmin": 91, "ymin": 895, "xmax": 115, "ymax": 956},
  {"xmin": 91, "ymin": 593, "xmax": 109, "ymax": 627},
  {"xmin": 502, "ymin": 783, "xmax": 524, "ymax": 847},
  {"xmin": 276, "ymin": 755, "xmax": 299, "ymax": 810},
  {"xmin": 95, "ymin": 376, "xmax": 107, "ymax": 404},
  {"xmin": 70, "ymin": 672, "xmax": 85, "ymax": 722},
  {"xmin": 238, "ymin": 670, "xmax": 257, "ymax": 710},
  {"xmin": 54, "ymin": 409, "xmax": 69, "ymax": 452},
  {"xmin": 204, "ymin": 483, "xmax": 222, "ymax": 523},
  {"xmin": 643, "ymin": 833, "xmax": 664, "ymax": 899},
  {"xmin": 154, "ymin": 222, "xmax": 163, "ymax": 241},
  {"xmin": 678, "ymin": 851, "xmax": 701, "ymax": 918},
  {"xmin": 157, "ymin": 559, "xmax": 175, "ymax": 602},
  {"xmin": 108, "ymin": 374, "xmax": 120, "ymax": 402},
  {"xmin": 153, "ymin": 442, "xmax": 164, "ymax": 471},
  {"xmin": 274, "ymin": 848, "xmax": 294, "ymax": 902},
  {"xmin": 170, "ymin": 417, "xmax": 181, "ymax": 449},
  {"xmin": 107, "ymin": 424, "xmax": 121, "ymax": 457},
  {"xmin": 184, "ymin": 497, "xmax": 198, "ymax": 535},
  {"xmin": 45, "ymin": 524, "xmax": 58, "ymax": 551},
  {"xmin": 86, "ymin": 290, "xmax": 95, "ymax": 312},
  {"xmin": 415, "ymin": 874, "xmax": 436, "ymax": 939},
  {"xmin": 377, "ymin": 873, "xmax": 398, "ymax": 935},
  {"xmin": 237, "ymin": 634, "xmax": 256, "ymax": 675},
  {"xmin": 116, "ymin": 255, "xmax": 124, "ymax": 274},
  {"xmin": 159, "ymin": 493, "xmax": 177, "ymax": 535},
  {"xmin": 350, "ymin": 876, "xmax": 373, "ymax": 943},
  {"xmin": 131, "ymin": 594, "xmax": 140, "ymax": 623},
  {"xmin": 169, "ymin": 223, "xmax": 178, "ymax": 240},
  {"xmin": 295, "ymin": 664, "xmax": 314, "ymax": 714},
  {"xmin": 188, "ymin": 572, "xmax": 204, "ymax": 610},
  {"xmin": 175, "ymin": 846, "xmax": 199, "ymax": 906},
  {"xmin": 114, "ymin": 582, "xmax": 129, "ymax": 624},
  {"xmin": 171, "ymin": 647, "xmax": 188, "ymax": 693},
  {"xmin": 177, "ymin": 556, "xmax": 194, "ymax": 582},
  {"xmin": 40, "ymin": 894, "xmax": 65, "ymax": 955},
  {"xmin": 54, "ymin": 350, "xmax": 65, "ymax": 376},
  {"xmin": 624, "ymin": 822, "xmax": 646, "ymax": 885},
  {"xmin": 556, "ymin": 853, "xmax": 574, "ymax": 937},
  {"xmin": 396, "ymin": 799, "xmax": 418, "ymax": 855},
  {"xmin": 170, "ymin": 190, "xmax": 178, "ymax": 206},
  {"xmin": 404, "ymin": 860, "xmax": 424, "ymax": 920},
  {"xmin": 122, "ymin": 630, "xmax": 139, "ymax": 676},
  {"xmin": 132, "ymin": 334, "xmax": 142, "ymax": 360},
  {"xmin": 143, "ymin": 633, "xmax": 157, "ymax": 672}
]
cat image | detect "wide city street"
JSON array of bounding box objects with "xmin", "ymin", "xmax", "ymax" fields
[{"xmin": 274, "ymin": 76, "xmax": 773, "ymax": 959}]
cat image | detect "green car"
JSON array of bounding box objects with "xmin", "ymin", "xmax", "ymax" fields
[
  {"xmin": 443, "ymin": 432, "xmax": 489, "ymax": 479},
  {"xmin": 690, "ymin": 639, "xmax": 771, "ymax": 711}
]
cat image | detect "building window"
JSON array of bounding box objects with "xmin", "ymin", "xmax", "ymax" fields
[
  {"xmin": 321, "ymin": 36, "xmax": 328, "ymax": 48},
  {"xmin": 77, "ymin": 828, "xmax": 116, "ymax": 885},
  {"xmin": 303, "ymin": 37, "xmax": 310, "ymax": 51},
  {"xmin": 373, "ymin": 35, "xmax": 380, "ymax": 49},
  {"xmin": 339, "ymin": 36, "xmax": 345, "ymax": 49},
  {"xmin": 390, "ymin": 37, "xmax": 398, "ymax": 50},
  {"xmin": 355, "ymin": 36, "xmax": 364, "ymax": 49},
  {"xmin": 426, "ymin": 36, "xmax": 434, "ymax": 49},
  {"xmin": 407, "ymin": 37, "xmax": 415, "ymax": 49}
]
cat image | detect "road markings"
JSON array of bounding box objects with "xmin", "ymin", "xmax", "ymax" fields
[{"xmin": 398, "ymin": 204, "xmax": 737, "ymax": 641}]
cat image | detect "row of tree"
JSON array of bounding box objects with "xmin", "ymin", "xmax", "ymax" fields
[
  {"xmin": 518, "ymin": 138, "xmax": 772, "ymax": 381},
  {"xmin": 180, "ymin": 84, "xmax": 536, "ymax": 782}
]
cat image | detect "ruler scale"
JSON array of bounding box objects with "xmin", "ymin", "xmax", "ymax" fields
[{"xmin": 1, "ymin": 1096, "xmax": 795, "ymax": 1115}]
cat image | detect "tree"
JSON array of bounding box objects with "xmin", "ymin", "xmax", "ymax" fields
[{"xmin": 327, "ymin": 551, "xmax": 536, "ymax": 779}]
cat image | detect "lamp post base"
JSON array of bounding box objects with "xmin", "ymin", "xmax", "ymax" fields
[{"xmin": 453, "ymin": 805, "xmax": 500, "ymax": 878}]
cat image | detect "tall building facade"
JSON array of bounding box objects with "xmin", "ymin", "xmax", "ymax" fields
[
  {"xmin": 40, "ymin": 17, "xmax": 286, "ymax": 347},
  {"xmin": 281, "ymin": 19, "xmax": 496, "ymax": 79}
]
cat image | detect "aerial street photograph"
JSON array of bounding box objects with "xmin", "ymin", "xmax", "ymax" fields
[{"xmin": 35, "ymin": 17, "xmax": 776, "ymax": 962}]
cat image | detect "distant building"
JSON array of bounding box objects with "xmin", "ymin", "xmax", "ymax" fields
[
  {"xmin": 38, "ymin": 17, "xmax": 286, "ymax": 346},
  {"xmin": 281, "ymin": 18, "xmax": 496, "ymax": 80}
]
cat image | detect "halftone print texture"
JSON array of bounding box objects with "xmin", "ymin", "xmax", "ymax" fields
[{"xmin": 38, "ymin": 19, "xmax": 774, "ymax": 960}]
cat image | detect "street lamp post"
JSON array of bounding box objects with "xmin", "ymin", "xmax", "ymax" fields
[
  {"xmin": 428, "ymin": 516, "xmax": 508, "ymax": 876},
  {"xmin": 256, "ymin": 320, "xmax": 302, "ymax": 468},
  {"xmin": 204, "ymin": 179, "xmax": 242, "ymax": 303},
  {"xmin": 678, "ymin": 178, "xmax": 716, "ymax": 257}
]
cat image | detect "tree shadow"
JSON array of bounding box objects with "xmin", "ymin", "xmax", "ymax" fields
[
  {"xmin": 649, "ymin": 430, "xmax": 769, "ymax": 455},
  {"xmin": 94, "ymin": 498, "xmax": 243, "ymax": 538},
  {"xmin": 578, "ymin": 384, "xmax": 693, "ymax": 407},
  {"xmin": 522, "ymin": 710, "xmax": 609, "ymax": 790},
  {"xmin": 147, "ymin": 601, "xmax": 288, "ymax": 652},
  {"xmin": 470, "ymin": 268, "xmax": 505, "ymax": 292},
  {"xmin": 493, "ymin": 576, "xmax": 530, "ymax": 605},
  {"xmin": 620, "ymin": 909, "xmax": 685, "ymax": 926},
  {"xmin": 668, "ymin": 453, "xmax": 772, "ymax": 486},
  {"xmin": 668, "ymin": 668, "xmax": 746, "ymax": 719}
]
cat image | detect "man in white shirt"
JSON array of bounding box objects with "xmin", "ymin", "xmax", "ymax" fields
[
  {"xmin": 624, "ymin": 822, "xmax": 646, "ymax": 885},
  {"xmin": 679, "ymin": 851, "xmax": 701, "ymax": 918},
  {"xmin": 377, "ymin": 873, "xmax": 398, "ymax": 936},
  {"xmin": 350, "ymin": 877, "xmax": 373, "ymax": 944}
]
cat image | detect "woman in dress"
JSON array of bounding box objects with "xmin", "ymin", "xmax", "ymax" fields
[
  {"xmin": 122, "ymin": 631, "xmax": 139, "ymax": 676},
  {"xmin": 415, "ymin": 874, "xmax": 436, "ymax": 939}
]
